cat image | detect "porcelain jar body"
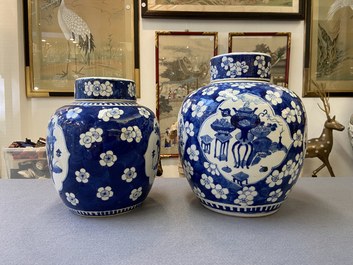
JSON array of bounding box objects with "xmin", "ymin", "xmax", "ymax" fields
[
  {"xmin": 46, "ymin": 77, "xmax": 160, "ymax": 216},
  {"xmin": 178, "ymin": 53, "xmax": 306, "ymax": 217}
]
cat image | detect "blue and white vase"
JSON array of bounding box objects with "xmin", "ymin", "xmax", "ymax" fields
[
  {"xmin": 178, "ymin": 52, "xmax": 307, "ymax": 217},
  {"xmin": 46, "ymin": 77, "xmax": 160, "ymax": 216}
]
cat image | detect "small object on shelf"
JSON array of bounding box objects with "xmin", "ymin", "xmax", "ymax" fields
[
  {"xmin": 2, "ymin": 146, "xmax": 50, "ymax": 179},
  {"xmin": 157, "ymin": 157, "xmax": 163, "ymax": 176},
  {"xmin": 305, "ymin": 82, "xmax": 345, "ymax": 177},
  {"xmin": 36, "ymin": 137, "xmax": 46, "ymax": 147},
  {"xmin": 46, "ymin": 77, "xmax": 160, "ymax": 217},
  {"xmin": 8, "ymin": 138, "xmax": 36, "ymax": 148},
  {"xmin": 178, "ymin": 52, "xmax": 307, "ymax": 217}
]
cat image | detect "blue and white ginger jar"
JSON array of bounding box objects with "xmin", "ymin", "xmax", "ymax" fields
[
  {"xmin": 178, "ymin": 53, "xmax": 307, "ymax": 217},
  {"xmin": 46, "ymin": 77, "xmax": 160, "ymax": 216}
]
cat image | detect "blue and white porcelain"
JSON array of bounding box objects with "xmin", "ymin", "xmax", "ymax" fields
[
  {"xmin": 46, "ymin": 77, "xmax": 160, "ymax": 216},
  {"xmin": 178, "ymin": 52, "xmax": 307, "ymax": 217}
]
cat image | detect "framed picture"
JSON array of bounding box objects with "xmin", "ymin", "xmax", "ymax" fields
[
  {"xmin": 156, "ymin": 31, "xmax": 218, "ymax": 157},
  {"xmin": 23, "ymin": 0, "xmax": 140, "ymax": 97},
  {"xmin": 141, "ymin": 0, "xmax": 304, "ymax": 20},
  {"xmin": 304, "ymin": 0, "xmax": 353, "ymax": 96},
  {"xmin": 229, "ymin": 32, "xmax": 291, "ymax": 87}
]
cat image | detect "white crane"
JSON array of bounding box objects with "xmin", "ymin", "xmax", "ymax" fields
[
  {"xmin": 57, "ymin": 0, "xmax": 95, "ymax": 77},
  {"xmin": 327, "ymin": 0, "xmax": 353, "ymax": 20}
]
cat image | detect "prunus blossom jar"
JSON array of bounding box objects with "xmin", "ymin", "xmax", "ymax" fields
[
  {"xmin": 46, "ymin": 77, "xmax": 160, "ymax": 216},
  {"xmin": 178, "ymin": 53, "xmax": 306, "ymax": 216}
]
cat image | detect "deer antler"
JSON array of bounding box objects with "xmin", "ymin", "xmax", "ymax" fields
[{"xmin": 312, "ymin": 81, "xmax": 331, "ymax": 120}]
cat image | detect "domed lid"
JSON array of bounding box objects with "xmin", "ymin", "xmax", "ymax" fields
[
  {"xmin": 74, "ymin": 77, "xmax": 136, "ymax": 100},
  {"xmin": 210, "ymin": 52, "xmax": 271, "ymax": 82}
]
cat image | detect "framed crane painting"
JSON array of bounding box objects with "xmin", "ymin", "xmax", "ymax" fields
[
  {"xmin": 304, "ymin": 0, "xmax": 353, "ymax": 96},
  {"xmin": 156, "ymin": 31, "xmax": 218, "ymax": 158},
  {"xmin": 23, "ymin": 0, "xmax": 140, "ymax": 97}
]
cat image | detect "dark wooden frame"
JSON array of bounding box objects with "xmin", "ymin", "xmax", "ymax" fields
[
  {"xmin": 303, "ymin": 0, "xmax": 353, "ymax": 97},
  {"xmin": 228, "ymin": 32, "xmax": 291, "ymax": 87},
  {"xmin": 23, "ymin": 0, "xmax": 140, "ymax": 97},
  {"xmin": 156, "ymin": 31, "xmax": 218, "ymax": 158},
  {"xmin": 141, "ymin": 0, "xmax": 305, "ymax": 20}
]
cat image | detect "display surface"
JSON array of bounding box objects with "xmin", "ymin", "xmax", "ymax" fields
[
  {"xmin": 229, "ymin": 32, "xmax": 291, "ymax": 87},
  {"xmin": 304, "ymin": 0, "xmax": 353, "ymax": 96},
  {"xmin": 156, "ymin": 31, "xmax": 218, "ymax": 158},
  {"xmin": 178, "ymin": 52, "xmax": 306, "ymax": 216},
  {"xmin": 46, "ymin": 77, "xmax": 160, "ymax": 216},
  {"xmin": 1, "ymin": 178, "xmax": 353, "ymax": 265},
  {"xmin": 24, "ymin": 0, "xmax": 139, "ymax": 97},
  {"xmin": 141, "ymin": 0, "xmax": 305, "ymax": 19}
]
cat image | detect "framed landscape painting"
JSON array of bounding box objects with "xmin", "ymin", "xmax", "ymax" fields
[
  {"xmin": 229, "ymin": 32, "xmax": 291, "ymax": 87},
  {"xmin": 24, "ymin": 0, "xmax": 139, "ymax": 97},
  {"xmin": 141, "ymin": 0, "xmax": 304, "ymax": 19},
  {"xmin": 156, "ymin": 31, "xmax": 218, "ymax": 157},
  {"xmin": 304, "ymin": 0, "xmax": 353, "ymax": 96}
]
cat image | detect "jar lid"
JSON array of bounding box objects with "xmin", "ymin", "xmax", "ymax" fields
[
  {"xmin": 74, "ymin": 77, "xmax": 136, "ymax": 100},
  {"xmin": 210, "ymin": 52, "xmax": 271, "ymax": 82}
]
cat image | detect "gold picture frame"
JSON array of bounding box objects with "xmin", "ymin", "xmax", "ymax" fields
[{"xmin": 24, "ymin": 0, "xmax": 140, "ymax": 97}]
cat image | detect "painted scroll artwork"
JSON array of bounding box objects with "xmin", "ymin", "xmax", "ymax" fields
[
  {"xmin": 141, "ymin": 0, "xmax": 304, "ymax": 19},
  {"xmin": 155, "ymin": 32, "xmax": 217, "ymax": 157},
  {"xmin": 304, "ymin": 0, "xmax": 353, "ymax": 96},
  {"xmin": 145, "ymin": 0, "xmax": 299, "ymax": 12}
]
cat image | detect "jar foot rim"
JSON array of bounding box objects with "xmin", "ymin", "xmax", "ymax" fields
[
  {"xmin": 199, "ymin": 198, "xmax": 282, "ymax": 217},
  {"xmin": 68, "ymin": 202, "xmax": 142, "ymax": 217}
]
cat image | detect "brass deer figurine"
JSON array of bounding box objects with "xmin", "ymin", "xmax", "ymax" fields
[{"xmin": 305, "ymin": 82, "xmax": 345, "ymax": 177}]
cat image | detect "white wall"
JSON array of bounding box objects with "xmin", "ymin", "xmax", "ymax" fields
[
  {"xmin": 0, "ymin": 0, "xmax": 26, "ymax": 176},
  {"xmin": 1, "ymin": 0, "xmax": 353, "ymax": 177}
]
